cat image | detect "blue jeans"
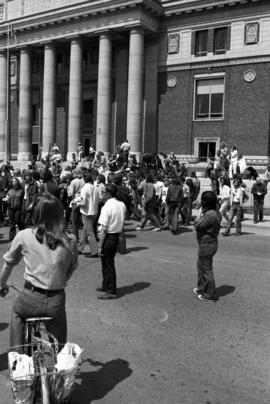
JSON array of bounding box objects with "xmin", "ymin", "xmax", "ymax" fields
[
  {"xmin": 10, "ymin": 288, "xmax": 67, "ymax": 350},
  {"xmin": 78, "ymin": 214, "xmax": 98, "ymax": 254},
  {"xmin": 197, "ymin": 241, "xmax": 218, "ymax": 299},
  {"xmin": 224, "ymin": 202, "xmax": 242, "ymax": 234}
]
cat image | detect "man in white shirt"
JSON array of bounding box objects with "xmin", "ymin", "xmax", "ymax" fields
[
  {"xmin": 77, "ymin": 171, "xmax": 99, "ymax": 257},
  {"xmin": 218, "ymin": 177, "xmax": 231, "ymax": 224},
  {"xmin": 97, "ymin": 184, "xmax": 126, "ymax": 299}
]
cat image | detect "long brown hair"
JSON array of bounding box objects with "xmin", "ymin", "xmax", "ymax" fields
[{"xmin": 34, "ymin": 193, "xmax": 68, "ymax": 250}]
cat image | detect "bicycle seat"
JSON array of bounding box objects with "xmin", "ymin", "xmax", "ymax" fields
[{"xmin": 25, "ymin": 317, "xmax": 53, "ymax": 323}]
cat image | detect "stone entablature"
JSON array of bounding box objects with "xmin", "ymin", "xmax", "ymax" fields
[{"xmin": 0, "ymin": 0, "xmax": 162, "ymax": 49}]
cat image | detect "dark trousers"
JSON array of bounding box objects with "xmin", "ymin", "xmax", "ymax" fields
[
  {"xmin": 101, "ymin": 233, "xmax": 119, "ymax": 294},
  {"xmin": 197, "ymin": 241, "xmax": 218, "ymax": 299},
  {"xmin": 8, "ymin": 208, "xmax": 24, "ymax": 241},
  {"xmin": 10, "ymin": 288, "xmax": 67, "ymax": 351},
  {"xmin": 253, "ymin": 199, "xmax": 264, "ymax": 222},
  {"xmin": 71, "ymin": 204, "xmax": 81, "ymax": 240}
]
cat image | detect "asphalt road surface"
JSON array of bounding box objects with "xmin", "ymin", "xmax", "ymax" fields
[{"xmin": 0, "ymin": 220, "xmax": 269, "ymax": 404}]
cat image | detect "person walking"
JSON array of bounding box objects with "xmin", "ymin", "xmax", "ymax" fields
[
  {"xmin": 222, "ymin": 178, "xmax": 244, "ymax": 236},
  {"xmin": 217, "ymin": 177, "xmax": 231, "ymax": 225},
  {"xmin": 4, "ymin": 177, "xmax": 24, "ymax": 241},
  {"xmin": 165, "ymin": 176, "xmax": 183, "ymax": 234},
  {"xmin": 69, "ymin": 168, "xmax": 85, "ymax": 240},
  {"xmin": 136, "ymin": 174, "xmax": 161, "ymax": 231},
  {"xmin": 97, "ymin": 184, "xmax": 126, "ymax": 299},
  {"xmin": 76, "ymin": 171, "xmax": 100, "ymax": 257},
  {"xmin": 251, "ymin": 177, "xmax": 268, "ymax": 223},
  {"xmin": 194, "ymin": 191, "xmax": 221, "ymax": 302},
  {"xmin": 0, "ymin": 194, "xmax": 78, "ymax": 350}
]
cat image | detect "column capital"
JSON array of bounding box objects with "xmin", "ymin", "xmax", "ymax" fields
[
  {"xmin": 67, "ymin": 35, "xmax": 82, "ymax": 43},
  {"xmin": 43, "ymin": 41, "xmax": 56, "ymax": 49},
  {"xmin": 129, "ymin": 28, "xmax": 145, "ymax": 36},
  {"xmin": 98, "ymin": 30, "xmax": 112, "ymax": 40}
]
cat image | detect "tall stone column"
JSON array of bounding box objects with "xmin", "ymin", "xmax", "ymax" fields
[
  {"xmin": 67, "ymin": 37, "xmax": 82, "ymax": 160},
  {"xmin": 18, "ymin": 47, "xmax": 32, "ymax": 160},
  {"xmin": 96, "ymin": 33, "xmax": 112, "ymax": 157},
  {"xmin": 42, "ymin": 42, "xmax": 56, "ymax": 156},
  {"xmin": 0, "ymin": 51, "xmax": 7, "ymax": 161},
  {"xmin": 126, "ymin": 29, "xmax": 144, "ymax": 161}
]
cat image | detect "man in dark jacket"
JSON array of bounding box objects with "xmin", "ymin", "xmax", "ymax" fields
[
  {"xmin": 194, "ymin": 191, "xmax": 221, "ymax": 302},
  {"xmin": 165, "ymin": 177, "xmax": 183, "ymax": 234},
  {"xmin": 251, "ymin": 177, "xmax": 267, "ymax": 223}
]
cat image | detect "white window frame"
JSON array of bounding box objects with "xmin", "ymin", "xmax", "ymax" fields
[{"xmin": 193, "ymin": 73, "xmax": 225, "ymax": 121}]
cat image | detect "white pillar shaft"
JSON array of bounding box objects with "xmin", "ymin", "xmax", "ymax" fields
[
  {"xmin": 42, "ymin": 43, "xmax": 56, "ymax": 154},
  {"xmin": 96, "ymin": 33, "xmax": 112, "ymax": 155},
  {"xmin": 18, "ymin": 47, "xmax": 32, "ymax": 160},
  {"xmin": 126, "ymin": 29, "xmax": 144, "ymax": 158},
  {"xmin": 67, "ymin": 38, "xmax": 83, "ymax": 158},
  {"xmin": 0, "ymin": 51, "xmax": 7, "ymax": 160}
]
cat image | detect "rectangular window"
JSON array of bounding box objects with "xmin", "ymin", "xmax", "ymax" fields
[
  {"xmin": 214, "ymin": 27, "xmax": 228, "ymax": 55},
  {"xmin": 195, "ymin": 78, "xmax": 224, "ymax": 120},
  {"xmin": 195, "ymin": 30, "xmax": 208, "ymax": 57}
]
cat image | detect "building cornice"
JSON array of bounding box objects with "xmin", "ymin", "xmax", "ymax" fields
[
  {"xmin": 0, "ymin": 0, "xmax": 162, "ymax": 38},
  {"xmin": 161, "ymin": 0, "xmax": 262, "ymax": 16}
]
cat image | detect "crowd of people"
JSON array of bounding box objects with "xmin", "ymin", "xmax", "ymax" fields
[
  {"xmin": 0, "ymin": 138, "xmax": 269, "ymax": 351},
  {"xmin": 0, "ymin": 140, "xmax": 268, "ymax": 242}
]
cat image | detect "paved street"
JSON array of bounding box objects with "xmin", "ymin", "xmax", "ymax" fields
[{"xmin": 0, "ymin": 218, "xmax": 269, "ymax": 404}]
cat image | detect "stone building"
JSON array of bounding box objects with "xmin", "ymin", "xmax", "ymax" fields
[{"xmin": 0, "ymin": 0, "xmax": 269, "ymax": 167}]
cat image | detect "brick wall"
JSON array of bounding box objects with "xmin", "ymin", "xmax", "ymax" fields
[{"xmin": 157, "ymin": 62, "xmax": 270, "ymax": 158}]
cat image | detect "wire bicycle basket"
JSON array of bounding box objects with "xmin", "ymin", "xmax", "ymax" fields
[{"xmin": 9, "ymin": 342, "xmax": 83, "ymax": 404}]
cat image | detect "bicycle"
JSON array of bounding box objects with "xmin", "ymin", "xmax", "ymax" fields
[{"xmin": 1, "ymin": 282, "xmax": 78, "ymax": 404}]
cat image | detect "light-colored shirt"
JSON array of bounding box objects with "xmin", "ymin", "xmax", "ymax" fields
[
  {"xmin": 80, "ymin": 183, "xmax": 99, "ymax": 216},
  {"xmin": 98, "ymin": 197, "xmax": 126, "ymax": 233},
  {"xmin": 219, "ymin": 185, "xmax": 231, "ymax": 201},
  {"xmin": 3, "ymin": 228, "xmax": 78, "ymax": 290},
  {"xmin": 69, "ymin": 177, "xmax": 85, "ymax": 199}
]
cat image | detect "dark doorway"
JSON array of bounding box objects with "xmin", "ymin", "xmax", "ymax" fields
[{"xmin": 198, "ymin": 142, "xmax": 216, "ymax": 162}]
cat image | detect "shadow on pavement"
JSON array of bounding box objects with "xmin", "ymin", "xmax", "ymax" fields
[
  {"xmin": 0, "ymin": 322, "xmax": 8, "ymax": 332},
  {"xmin": 71, "ymin": 358, "xmax": 132, "ymax": 404},
  {"xmin": 216, "ymin": 285, "xmax": 236, "ymax": 298},
  {"xmin": 117, "ymin": 282, "xmax": 151, "ymax": 297},
  {"xmin": 126, "ymin": 246, "xmax": 148, "ymax": 254},
  {"xmin": 0, "ymin": 352, "xmax": 8, "ymax": 372}
]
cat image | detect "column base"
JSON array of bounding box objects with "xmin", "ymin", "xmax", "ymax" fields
[{"xmin": 17, "ymin": 152, "xmax": 32, "ymax": 161}]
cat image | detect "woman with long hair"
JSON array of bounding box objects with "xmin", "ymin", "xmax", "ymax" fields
[{"xmin": 0, "ymin": 193, "xmax": 78, "ymax": 351}]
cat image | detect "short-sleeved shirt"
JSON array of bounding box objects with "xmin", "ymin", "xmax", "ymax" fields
[
  {"xmin": 98, "ymin": 198, "xmax": 126, "ymax": 233},
  {"xmin": 3, "ymin": 228, "xmax": 78, "ymax": 291},
  {"xmin": 80, "ymin": 183, "xmax": 99, "ymax": 216}
]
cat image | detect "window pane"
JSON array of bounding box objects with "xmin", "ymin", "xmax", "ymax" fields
[
  {"xmin": 210, "ymin": 93, "xmax": 223, "ymax": 117},
  {"xmin": 195, "ymin": 30, "xmax": 208, "ymax": 56},
  {"xmin": 196, "ymin": 94, "xmax": 209, "ymax": 118},
  {"xmin": 214, "ymin": 27, "xmax": 228, "ymax": 54}
]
